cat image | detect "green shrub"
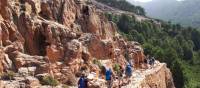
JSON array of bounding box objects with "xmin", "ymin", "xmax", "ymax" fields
[
  {"xmin": 93, "ymin": 59, "xmax": 106, "ymax": 74},
  {"xmin": 1, "ymin": 71, "xmax": 15, "ymax": 80},
  {"xmin": 41, "ymin": 76, "xmax": 59, "ymax": 86},
  {"xmin": 113, "ymin": 63, "xmax": 120, "ymax": 74},
  {"xmin": 93, "ymin": 59, "xmax": 103, "ymax": 69}
]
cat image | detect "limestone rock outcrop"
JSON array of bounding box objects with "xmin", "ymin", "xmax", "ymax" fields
[
  {"xmin": 122, "ymin": 63, "xmax": 175, "ymax": 88},
  {"xmin": 142, "ymin": 63, "xmax": 175, "ymax": 88},
  {"xmin": 0, "ymin": 0, "xmax": 175, "ymax": 87}
]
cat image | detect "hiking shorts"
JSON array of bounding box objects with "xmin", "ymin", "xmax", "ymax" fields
[
  {"xmin": 106, "ymin": 80, "xmax": 112, "ymax": 88},
  {"xmin": 126, "ymin": 72, "xmax": 132, "ymax": 78}
]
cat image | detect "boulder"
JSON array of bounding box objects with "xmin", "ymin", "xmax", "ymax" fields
[
  {"xmin": 39, "ymin": 0, "xmax": 53, "ymax": 20},
  {"xmin": 0, "ymin": 0, "xmax": 12, "ymax": 21},
  {"xmin": 25, "ymin": 76, "xmax": 41, "ymax": 88},
  {"xmin": 11, "ymin": 51, "xmax": 46, "ymax": 71},
  {"xmin": 88, "ymin": 79, "xmax": 106, "ymax": 88},
  {"xmin": 59, "ymin": 67, "xmax": 77, "ymax": 86},
  {"xmin": 0, "ymin": 80, "xmax": 25, "ymax": 88},
  {"xmin": 18, "ymin": 67, "xmax": 36, "ymax": 76},
  {"xmin": 65, "ymin": 39, "xmax": 82, "ymax": 64},
  {"xmin": 88, "ymin": 39, "xmax": 114, "ymax": 60},
  {"xmin": 1, "ymin": 54, "xmax": 13, "ymax": 70},
  {"xmin": 0, "ymin": 48, "xmax": 14, "ymax": 72},
  {"xmin": 46, "ymin": 45, "xmax": 64, "ymax": 63}
]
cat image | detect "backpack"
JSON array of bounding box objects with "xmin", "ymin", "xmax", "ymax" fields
[
  {"xmin": 152, "ymin": 58, "xmax": 155, "ymax": 63},
  {"xmin": 150, "ymin": 57, "xmax": 155, "ymax": 65},
  {"xmin": 78, "ymin": 77, "xmax": 86, "ymax": 88},
  {"xmin": 105, "ymin": 68, "xmax": 112, "ymax": 80},
  {"xmin": 125, "ymin": 64, "xmax": 132, "ymax": 76},
  {"xmin": 128, "ymin": 60, "xmax": 133, "ymax": 67}
]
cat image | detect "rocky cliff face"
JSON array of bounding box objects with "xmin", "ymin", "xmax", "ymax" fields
[
  {"xmin": 0, "ymin": 0, "xmax": 175, "ymax": 88},
  {"xmin": 122, "ymin": 63, "xmax": 175, "ymax": 88},
  {"xmin": 143, "ymin": 64, "xmax": 175, "ymax": 88}
]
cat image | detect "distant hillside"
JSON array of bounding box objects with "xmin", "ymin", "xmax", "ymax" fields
[
  {"xmin": 105, "ymin": 13, "xmax": 200, "ymax": 88},
  {"xmin": 134, "ymin": 0, "xmax": 200, "ymax": 28},
  {"xmin": 95, "ymin": 0, "xmax": 146, "ymax": 16}
]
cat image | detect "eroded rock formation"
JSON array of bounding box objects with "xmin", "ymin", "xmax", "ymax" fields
[
  {"xmin": 0, "ymin": 0, "xmax": 175, "ymax": 87},
  {"xmin": 122, "ymin": 63, "xmax": 175, "ymax": 88}
]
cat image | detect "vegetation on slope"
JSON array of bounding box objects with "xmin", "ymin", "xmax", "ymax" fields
[
  {"xmin": 99, "ymin": 0, "xmax": 200, "ymax": 87},
  {"xmin": 140, "ymin": 0, "xmax": 200, "ymax": 28},
  {"xmin": 105, "ymin": 13, "xmax": 200, "ymax": 88},
  {"xmin": 96, "ymin": 0, "xmax": 146, "ymax": 16}
]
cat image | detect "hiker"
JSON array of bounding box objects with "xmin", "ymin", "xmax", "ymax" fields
[
  {"xmin": 118, "ymin": 66, "xmax": 124, "ymax": 88},
  {"xmin": 125, "ymin": 63, "xmax": 132, "ymax": 83},
  {"xmin": 78, "ymin": 73, "xmax": 88, "ymax": 88},
  {"xmin": 105, "ymin": 67, "xmax": 113, "ymax": 88},
  {"xmin": 151, "ymin": 57, "xmax": 155, "ymax": 66},
  {"xmin": 149, "ymin": 57, "xmax": 155, "ymax": 68},
  {"xmin": 144, "ymin": 55, "xmax": 150, "ymax": 69},
  {"xmin": 128, "ymin": 59, "xmax": 134, "ymax": 67},
  {"xmin": 90, "ymin": 64, "xmax": 100, "ymax": 79}
]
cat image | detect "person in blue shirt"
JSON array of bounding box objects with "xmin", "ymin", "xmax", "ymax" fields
[
  {"xmin": 125, "ymin": 63, "xmax": 132, "ymax": 83},
  {"xmin": 105, "ymin": 67, "xmax": 113, "ymax": 88},
  {"xmin": 125, "ymin": 64, "xmax": 132, "ymax": 77},
  {"xmin": 78, "ymin": 73, "xmax": 88, "ymax": 88}
]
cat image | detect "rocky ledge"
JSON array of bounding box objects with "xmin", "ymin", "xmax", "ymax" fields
[{"xmin": 123, "ymin": 61, "xmax": 175, "ymax": 88}]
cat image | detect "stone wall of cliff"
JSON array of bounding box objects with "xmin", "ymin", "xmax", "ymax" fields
[
  {"xmin": 142, "ymin": 64, "xmax": 175, "ymax": 88},
  {"xmin": 0, "ymin": 0, "xmax": 175, "ymax": 87},
  {"xmin": 122, "ymin": 62, "xmax": 175, "ymax": 88}
]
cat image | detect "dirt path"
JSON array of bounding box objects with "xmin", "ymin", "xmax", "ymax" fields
[{"xmin": 69, "ymin": 61, "xmax": 164, "ymax": 88}]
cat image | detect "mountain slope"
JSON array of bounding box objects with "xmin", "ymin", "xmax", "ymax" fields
[
  {"xmin": 136, "ymin": 0, "xmax": 200, "ymax": 28},
  {"xmin": 95, "ymin": 0, "xmax": 200, "ymax": 88},
  {"xmin": 95, "ymin": 0, "xmax": 146, "ymax": 16}
]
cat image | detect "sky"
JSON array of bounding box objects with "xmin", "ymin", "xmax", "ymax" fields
[
  {"xmin": 127, "ymin": 0, "xmax": 184, "ymax": 3},
  {"xmin": 133, "ymin": 0, "xmax": 152, "ymax": 2}
]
